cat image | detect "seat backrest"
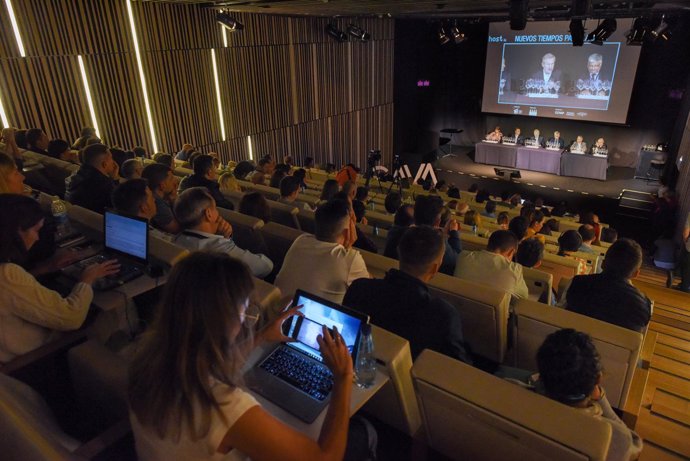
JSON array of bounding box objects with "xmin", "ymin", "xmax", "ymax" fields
[
  {"xmin": 260, "ymin": 222, "xmax": 307, "ymax": 271},
  {"xmin": 296, "ymin": 208, "xmax": 316, "ymax": 234},
  {"xmin": 363, "ymin": 210, "xmax": 394, "ymax": 230},
  {"xmin": 66, "ymin": 205, "xmax": 103, "ymax": 232},
  {"xmin": 512, "ymin": 299, "xmax": 643, "ymax": 409},
  {"xmin": 538, "ymin": 252, "xmax": 579, "ymax": 290},
  {"xmin": 412, "ymin": 349, "xmax": 612, "ymax": 461},
  {"xmin": 221, "ymin": 190, "xmax": 244, "ymax": 210},
  {"xmin": 173, "ymin": 166, "xmax": 193, "ymax": 178},
  {"xmin": 265, "ymin": 200, "xmax": 301, "ymax": 229},
  {"xmin": 459, "ymin": 233, "xmax": 488, "ymax": 251},
  {"xmin": 245, "ymin": 182, "xmax": 280, "ymax": 201},
  {"xmin": 523, "ymin": 267, "xmax": 553, "ymax": 305},
  {"xmin": 362, "ymin": 326, "xmax": 421, "ymax": 436},
  {"xmin": 23, "ymin": 151, "xmax": 80, "ymax": 197}
]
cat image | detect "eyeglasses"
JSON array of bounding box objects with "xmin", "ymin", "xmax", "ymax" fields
[{"xmin": 240, "ymin": 300, "xmax": 262, "ymax": 328}]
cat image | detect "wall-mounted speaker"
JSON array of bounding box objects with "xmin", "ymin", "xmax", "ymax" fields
[{"xmin": 510, "ymin": 0, "xmax": 528, "ymax": 30}]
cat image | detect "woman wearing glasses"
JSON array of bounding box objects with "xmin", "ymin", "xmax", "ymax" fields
[{"xmin": 128, "ymin": 252, "xmax": 357, "ymax": 461}]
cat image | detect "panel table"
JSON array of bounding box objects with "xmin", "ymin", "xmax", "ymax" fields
[
  {"xmin": 474, "ymin": 142, "xmax": 517, "ymax": 168},
  {"xmin": 560, "ymin": 152, "xmax": 608, "ymax": 181}
]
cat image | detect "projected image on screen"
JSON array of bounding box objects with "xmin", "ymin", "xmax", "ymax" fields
[{"xmin": 483, "ymin": 20, "xmax": 640, "ymax": 124}]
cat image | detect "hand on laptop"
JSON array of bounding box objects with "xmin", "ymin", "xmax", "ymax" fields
[
  {"xmin": 79, "ymin": 259, "xmax": 121, "ymax": 285},
  {"xmin": 317, "ymin": 326, "xmax": 354, "ymax": 380}
]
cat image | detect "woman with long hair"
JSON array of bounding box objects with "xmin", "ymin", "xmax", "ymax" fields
[
  {"xmin": 0, "ymin": 153, "xmax": 26, "ymax": 194},
  {"xmin": 128, "ymin": 252, "xmax": 354, "ymax": 461},
  {"xmin": 0, "ymin": 194, "xmax": 118, "ymax": 362}
]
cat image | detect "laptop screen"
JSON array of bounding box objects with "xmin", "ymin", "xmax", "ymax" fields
[
  {"xmin": 104, "ymin": 211, "xmax": 148, "ymax": 262},
  {"xmin": 286, "ymin": 290, "xmax": 368, "ymax": 362}
]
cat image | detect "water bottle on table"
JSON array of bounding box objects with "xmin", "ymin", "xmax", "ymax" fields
[
  {"xmin": 50, "ymin": 198, "xmax": 72, "ymax": 240},
  {"xmin": 355, "ymin": 323, "xmax": 376, "ymax": 389}
]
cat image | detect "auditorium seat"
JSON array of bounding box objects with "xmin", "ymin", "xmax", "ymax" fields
[
  {"xmin": 362, "ymin": 325, "xmax": 421, "ymax": 436},
  {"xmin": 217, "ymin": 207, "xmax": 269, "ymax": 256},
  {"xmin": 22, "ymin": 151, "xmax": 80, "ymax": 197},
  {"xmin": 221, "ymin": 189, "xmax": 244, "ymax": 209},
  {"xmin": 260, "ymin": 222, "xmax": 307, "ymax": 271},
  {"xmin": 296, "ymin": 208, "xmax": 316, "ymax": 234},
  {"xmin": 412, "ymin": 349, "xmax": 612, "ymax": 461},
  {"xmin": 173, "ymin": 166, "xmax": 193, "ymax": 178},
  {"xmin": 511, "ymin": 299, "xmax": 643, "ymax": 409},
  {"xmin": 523, "ymin": 267, "xmax": 553, "ymax": 304},
  {"xmin": 265, "ymin": 200, "xmax": 301, "ymax": 229},
  {"xmin": 537, "ymin": 252, "xmax": 580, "ymax": 290}
]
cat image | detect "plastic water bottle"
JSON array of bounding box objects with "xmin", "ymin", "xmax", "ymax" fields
[
  {"xmin": 472, "ymin": 224, "xmax": 477, "ymax": 235},
  {"xmin": 356, "ymin": 324, "xmax": 376, "ymax": 389},
  {"xmin": 372, "ymin": 223, "xmax": 379, "ymax": 237},
  {"xmin": 368, "ymin": 200, "xmax": 375, "ymax": 211},
  {"xmin": 50, "ymin": 199, "xmax": 71, "ymax": 239}
]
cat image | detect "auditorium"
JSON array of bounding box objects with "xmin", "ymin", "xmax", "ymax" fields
[{"xmin": 1, "ymin": 1, "xmax": 690, "ymax": 460}]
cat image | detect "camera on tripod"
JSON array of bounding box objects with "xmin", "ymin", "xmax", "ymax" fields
[{"xmin": 367, "ymin": 149, "xmax": 382, "ymax": 167}]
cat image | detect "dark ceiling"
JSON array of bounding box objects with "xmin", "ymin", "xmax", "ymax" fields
[{"xmin": 140, "ymin": 0, "xmax": 690, "ymax": 19}]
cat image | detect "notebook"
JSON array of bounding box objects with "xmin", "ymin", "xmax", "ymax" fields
[
  {"xmin": 62, "ymin": 210, "xmax": 148, "ymax": 290},
  {"xmin": 246, "ymin": 289, "xmax": 369, "ymax": 423}
]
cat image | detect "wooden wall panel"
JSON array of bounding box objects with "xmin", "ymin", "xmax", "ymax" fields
[{"xmin": 135, "ymin": 1, "xmax": 220, "ymax": 51}]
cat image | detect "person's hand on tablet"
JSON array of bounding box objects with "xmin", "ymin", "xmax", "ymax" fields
[{"xmin": 317, "ymin": 325, "xmax": 353, "ymax": 380}]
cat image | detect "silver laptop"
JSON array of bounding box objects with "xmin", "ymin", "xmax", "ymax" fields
[{"xmin": 246, "ymin": 289, "xmax": 369, "ymax": 423}]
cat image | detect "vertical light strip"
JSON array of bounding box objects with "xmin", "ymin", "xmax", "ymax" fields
[
  {"xmin": 0, "ymin": 92, "xmax": 9, "ymax": 128},
  {"xmin": 77, "ymin": 56, "xmax": 101, "ymax": 139},
  {"xmin": 210, "ymin": 49, "xmax": 226, "ymax": 141},
  {"xmin": 126, "ymin": 0, "xmax": 158, "ymax": 152},
  {"xmin": 247, "ymin": 135, "xmax": 254, "ymax": 160},
  {"xmin": 222, "ymin": 27, "xmax": 228, "ymax": 47},
  {"xmin": 4, "ymin": 0, "xmax": 25, "ymax": 57}
]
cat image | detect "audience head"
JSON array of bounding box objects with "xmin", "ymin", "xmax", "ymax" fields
[
  {"xmin": 529, "ymin": 210, "xmax": 545, "ymax": 231},
  {"xmin": 304, "ymin": 156, "xmax": 315, "ymax": 169},
  {"xmin": 455, "ymin": 201, "xmax": 470, "ymax": 216},
  {"xmin": 250, "ymin": 171, "xmax": 265, "ymax": 185},
  {"xmin": 274, "ymin": 163, "xmax": 291, "ymax": 175},
  {"xmin": 153, "ymin": 153, "xmax": 174, "ymax": 169},
  {"xmin": 283, "ymin": 155, "xmax": 293, "ymax": 166},
  {"xmin": 121, "ymin": 158, "xmax": 143, "ymax": 180},
  {"xmin": 579, "ymin": 211, "xmax": 599, "ymax": 226},
  {"xmin": 0, "ymin": 153, "xmax": 26, "ymax": 194},
  {"xmin": 0, "ymin": 194, "xmax": 44, "ymax": 264},
  {"xmin": 414, "ymin": 195, "xmax": 444, "ymax": 227},
  {"xmin": 475, "ymin": 189, "xmax": 490, "ymax": 203},
  {"xmin": 193, "ymin": 154, "xmax": 217, "ymax": 180},
  {"xmin": 352, "ymin": 200, "xmax": 367, "ymax": 224},
  {"xmin": 447, "ymin": 186, "xmax": 460, "ymax": 199},
  {"xmin": 239, "ymin": 192, "xmax": 271, "ymax": 223},
  {"xmin": 80, "ymin": 127, "xmax": 96, "ymax": 138},
  {"xmin": 468, "ymin": 183, "xmax": 479, "ymax": 193},
  {"xmin": 520, "ymin": 203, "xmax": 536, "ymax": 222},
  {"xmin": 142, "ymin": 163, "xmax": 176, "ymax": 198},
  {"xmin": 269, "ymin": 169, "xmax": 288, "ymax": 188},
  {"xmin": 394, "ymin": 204, "xmax": 415, "ymax": 227},
  {"xmin": 47, "ymin": 139, "xmax": 78, "ymax": 162},
  {"xmin": 537, "ymin": 329, "xmax": 602, "ymax": 405},
  {"xmin": 602, "ymin": 238, "xmax": 642, "ymax": 280},
  {"xmin": 543, "ymin": 218, "xmax": 559, "ymax": 233},
  {"xmin": 186, "ymin": 151, "xmax": 202, "ymax": 169},
  {"xmin": 558, "ymin": 230, "xmax": 583, "ymax": 254},
  {"xmin": 82, "ymin": 143, "xmax": 118, "ymax": 178},
  {"xmin": 133, "ymin": 146, "xmax": 147, "ymax": 159},
  {"xmin": 279, "ymin": 176, "xmax": 300, "ymax": 199},
  {"xmin": 384, "ymin": 192, "xmax": 402, "ymax": 214},
  {"xmin": 85, "ymin": 136, "xmax": 102, "ymax": 146},
  {"xmin": 439, "ymin": 207, "xmax": 452, "ymax": 228},
  {"xmin": 487, "ymin": 230, "xmax": 518, "ymax": 260},
  {"xmin": 111, "ymin": 147, "xmax": 133, "ymax": 167},
  {"xmin": 128, "ymin": 252, "xmax": 254, "ymax": 439},
  {"xmin": 355, "ymin": 186, "xmax": 369, "ymax": 202},
  {"xmin": 111, "ymin": 178, "xmax": 156, "ymax": 220},
  {"xmin": 463, "ymin": 209, "xmax": 481, "ymax": 227},
  {"xmin": 578, "ymin": 224, "xmax": 596, "ymax": 244},
  {"xmin": 509, "ymin": 194, "xmax": 521, "ymax": 207},
  {"xmin": 516, "ymin": 238, "xmax": 544, "ymax": 268},
  {"xmin": 257, "ymin": 158, "xmax": 271, "ymax": 173},
  {"xmin": 534, "ymin": 197, "xmax": 545, "ymax": 208},
  {"xmin": 26, "ymin": 128, "xmax": 49, "ymax": 151},
  {"xmin": 497, "ymin": 211, "xmax": 510, "ymax": 229},
  {"xmin": 398, "ymin": 226, "xmax": 445, "ymax": 282},
  {"xmin": 324, "ymin": 163, "xmax": 336, "ymax": 174},
  {"xmin": 315, "ymin": 199, "xmax": 351, "ymax": 244},
  {"xmin": 14, "ymin": 129, "xmax": 28, "ymax": 149},
  {"xmin": 320, "ymin": 179, "xmax": 340, "ymax": 202},
  {"xmin": 600, "ymin": 227, "xmax": 618, "ymax": 244},
  {"xmin": 500, "ymin": 190, "xmax": 511, "ymax": 202},
  {"xmin": 342, "ymin": 181, "xmax": 357, "ymax": 201},
  {"xmin": 218, "ymin": 172, "xmax": 241, "ymax": 193},
  {"xmin": 233, "ymin": 160, "xmax": 255, "ymax": 180},
  {"xmin": 174, "ymin": 187, "xmax": 216, "ymax": 231},
  {"xmin": 447, "ymin": 200, "xmax": 458, "ymax": 211},
  {"xmin": 485, "ymin": 200, "xmax": 497, "ymax": 215},
  {"xmin": 293, "ymin": 168, "xmax": 306, "ymax": 183},
  {"xmin": 508, "ymin": 216, "xmax": 529, "ymax": 240}
]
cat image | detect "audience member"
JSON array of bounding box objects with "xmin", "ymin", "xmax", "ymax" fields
[
  {"xmin": 174, "ymin": 143, "xmax": 194, "ymax": 161},
  {"xmin": 218, "ymin": 172, "xmax": 242, "ymax": 193},
  {"xmin": 283, "ymin": 155, "xmax": 294, "ymax": 166},
  {"xmin": 463, "ymin": 209, "xmax": 482, "ymax": 229},
  {"xmin": 454, "ymin": 230, "xmax": 528, "ymax": 299},
  {"xmin": 292, "ymin": 168, "xmax": 307, "ymax": 190},
  {"xmin": 653, "ymin": 229, "xmax": 677, "ymax": 288},
  {"xmin": 355, "ymin": 186, "xmax": 369, "ymax": 203},
  {"xmin": 25, "ymin": 128, "xmax": 49, "ymax": 155},
  {"xmin": 497, "ymin": 211, "xmax": 510, "ymax": 230},
  {"xmin": 475, "ymin": 189, "xmax": 490, "ymax": 204},
  {"xmin": 509, "ymin": 194, "xmax": 521, "ymax": 208},
  {"xmin": 557, "ymin": 230, "xmax": 590, "ymax": 275},
  {"xmin": 275, "ymin": 199, "xmax": 368, "ymax": 303},
  {"xmin": 600, "ymin": 227, "xmax": 618, "ymax": 244},
  {"xmin": 351, "ymin": 200, "xmax": 377, "ymax": 253},
  {"xmin": 14, "ymin": 129, "xmax": 28, "ymax": 149},
  {"xmin": 128, "ymin": 252, "xmax": 356, "ymax": 461},
  {"xmin": 0, "ymin": 153, "xmax": 26, "ymax": 194},
  {"xmin": 277, "ymin": 176, "xmax": 311, "ymax": 210},
  {"xmin": 447, "ymin": 186, "xmax": 460, "ymax": 199},
  {"xmin": 335, "ymin": 163, "xmax": 359, "ymax": 186},
  {"xmin": 269, "ymin": 168, "xmax": 288, "ymax": 189},
  {"xmin": 384, "ymin": 192, "xmax": 402, "ymax": 214},
  {"xmin": 482, "ymin": 200, "xmax": 497, "ymax": 219},
  {"xmin": 509, "ymin": 216, "xmax": 529, "ymax": 240},
  {"xmin": 178, "ymin": 154, "xmax": 234, "ymax": 210},
  {"xmin": 1, "ymin": 128, "xmax": 21, "ymax": 167},
  {"xmin": 344, "ymin": 226, "xmax": 472, "ymax": 363},
  {"xmin": 0, "ymin": 194, "xmax": 118, "ymax": 362},
  {"xmin": 46, "ymin": 139, "xmax": 78, "ymax": 163},
  {"xmin": 525, "ymin": 210, "xmax": 546, "ymax": 244},
  {"xmin": 516, "ymin": 238, "xmax": 544, "ymax": 269},
  {"xmin": 121, "ymin": 158, "xmax": 143, "ymax": 180},
  {"xmin": 304, "ymin": 156, "xmax": 315, "ymax": 169},
  {"xmin": 540, "ymin": 218, "xmax": 559, "ymax": 236},
  {"xmin": 65, "ymin": 143, "xmax": 120, "ymax": 213},
  {"xmin": 233, "ymin": 160, "xmax": 255, "ymax": 180},
  {"xmin": 535, "ymin": 329, "xmax": 643, "ymax": 460},
  {"xmin": 383, "ymin": 204, "xmax": 414, "ymax": 258},
  {"xmin": 468, "ymin": 183, "xmax": 479, "ymax": 194},
  {"xmin": 680, "ymin": 212, "xmax": 690, "ymax": 292},
  {"xmin": 455, "ymin": 201, "xmax": 469, "ymax": 217},
  {"xmin": 239, "ymin": 191, "xmax": 271, "ymax": 223},
  {"xmin": 341, "ymin": 181, "xmax": 357, "ymax": 202},
  {"xmin": 132, "ymin": 146, "xmax": 148, "ymax": 159},
  {"xmin": 578, "ymin": 225, "xmax": 598, "ymax": 254},
  {"xmin": 560, "ymin": 239, "xmax": 651, "ymax": 332},
  {"xmin": 414, "ymin": 195, "xmax": 461, "ymax": 275},
  {"xmin": 250, "ymin": 171, "xmax": 266, "ymax": 185},
  {"xmin": 551, "ymin": 200, "xmax": 569, "ymax": 217},
  {"xmin": 141, "ymin": 163, "xmax": 181, "ymax": 234},
  {"xmin": 111, "ymin": 147, "xmax": 134, "ymax": 168},
  {"xmin": 173, "ymin": 187, "xmax": 273, "ymax": 278},
  {"xmin": 319, "ymin": 179, "xmax": 340, "ymax": 204},
  {"xmin": 111, "ymin": 178, "xmax": 156, "ymax": 221},
  {"xmin": 579, "ymin": 211, "xmax": 601, "ymax": 243},
  {"xmin": 153, "ymin": 153, "xmax": 174, "ymax": 169},
  {"xmin": 72, "ymin": 127, "xmax": 96, "ymax": 151},
  {"xmin": 248, "ymin": 158, "xmax": 271, "ymax": 183}
]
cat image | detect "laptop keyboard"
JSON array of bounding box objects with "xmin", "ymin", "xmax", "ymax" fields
[
  {"xmin": 67, "ymin": 254, "xmax": 144, "ymax": 289},
  {"xmin": 260, "ymin": 347, "xmax": 333, "ymax": 401}
]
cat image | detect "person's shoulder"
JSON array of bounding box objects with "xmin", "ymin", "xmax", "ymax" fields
[{"xmin": 0, "ymin": 262, "xmax": 29, "ymax": 281}]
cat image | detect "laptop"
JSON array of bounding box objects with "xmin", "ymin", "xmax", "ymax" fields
[
  {"xmin": 246, "ymin": 289, "xmax": 369, "ymax": 423},
  {"xmin": 62, "ymin": 210, "xmax": 149, "ymax": 290}
]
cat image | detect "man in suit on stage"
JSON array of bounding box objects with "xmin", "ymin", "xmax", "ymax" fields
[
  {"xmin": 579, "ymin": 53, "xmax": 610, "ymax": 85},
  {"xmin": 547, "ymin": 131, "xmax": 565, "ymax": 149},
  {"xmin": 529, "ymin": 129, "xmax": 545, "ymax": 148},
  {"xmin": 513, "ymin": 127, "xmax": 524, "ymax": 145},
  {"xmin": 531, "ymin": 53, "xmax": 562, "ymax": 87},
  {"xmin": 570, "ymin": 135, "xmax": 587, "ymax": 153}
]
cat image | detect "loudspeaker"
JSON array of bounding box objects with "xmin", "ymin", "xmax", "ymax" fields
[
  {"xmin": 571, "ymin": 0, "xmax": 590, "ymax": 17},
  {"xmin": 510, "ymin": 0, "xmax": 528, "ymax": 31}
]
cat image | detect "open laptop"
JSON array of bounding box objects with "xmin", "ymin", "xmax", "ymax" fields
[
  {"xmin": 246, "ymin": 289, "xmax": 369, "ymax": 423},
  {"xmin": 62, "ymin": 210, "xmax": 148, "ymax": 290}
]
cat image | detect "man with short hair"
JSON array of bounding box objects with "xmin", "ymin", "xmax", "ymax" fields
[
  {"xmin": 111, "ymin": 178, "xmax": 156, "ymax": 220},
  {"xmin": 482, "ymin": 200, "xmax": 497, "ymax": 219},
  {"xmin": 65, "ymin": 143, "xmax": 120, "ymax": 213},
  {"xmin": 173, "ymin": 187, "xmax": 273, "ymax": 278},
  {"xmin": 47, "ymin": 139, "xmax": 79, "ymax": 163},
  {"xmin": 177, "ymin": 154, "xmax": 233, "ymax": 210},
  {"xmin": 175, "ymin": 143, "xmax": 194, "ymax": 161},
  {"xmin": 142, "ymin": 163, "xmax": 181, "ymax": 234},
  {"xmin": 344, "ymin": 226, "xmax": 472, "ymax": 364},
  {"xmin": 277, "ymin": 176, "xmax": 311, "ymax": 210},
  {"xmin": 454, "ymin": 230, "xmax": 529, "ymax": 299},
  {"xmin": 121, "ymin": 158, "xmax": 143, "ymax": 180},
  {"xmin": 516, "ymin": 237, "xmax": 544, "ymax": 269},
  {"xmin": 275, "ymin": 199, "xmax": 369, "ymax": 303},
  {"xmin": 25, "ymin": 128, "xmax": 50, "ymax": 155},
  {"xmin": 560, "ymin": 238, "xmax": 651, "ymax": 332},
  {"xmin": 578, "ymin": 224, "xmax": 598, "ymax": 254},
  {"xmin": 531, "ymin": 53, "xmax": 562, "ymax": 86},
  {"xmin": 547, "ymin": 131, "xmax": 565, "ymax": 149}
]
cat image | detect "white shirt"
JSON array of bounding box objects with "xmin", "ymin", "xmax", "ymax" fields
[
  {"xmin": 275, "ymin": 234, "xmax": 369, "ymax": 304},
  {"xmin": 453, "ymin": 250, "xmax": 529, "ymax": 299},
  {"xmin": 130, "ymin": 384, "xmax": 258, "ymax": 461},
  {"xmin": 0, "ymin": 263, "xmax": 93, "ymax": 363}
]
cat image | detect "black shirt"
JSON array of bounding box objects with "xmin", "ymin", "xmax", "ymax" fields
[
  {"xmin": 383, "ymin": 226, "xmax": 461, "ymax": 276},
  {"xmin": 343, "ymin": 269, "xmax": 472, "ymax": 364},
  {"xmin": 565, "ymin": 273, "xmax": 652, "ymax": 333},
  {"xmin": 65, "ymin": 164, "xmax": 117, "ymax": 214}
]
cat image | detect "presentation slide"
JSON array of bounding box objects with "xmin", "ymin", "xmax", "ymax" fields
[{"xmin": 481, "ymin": 20, "xmax": 641, "ymax": 124}]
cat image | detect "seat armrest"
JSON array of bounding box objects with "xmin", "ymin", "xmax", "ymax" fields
[{"xmin": 1, "ymin": 329, "xmax": 89, "ymax": 376}]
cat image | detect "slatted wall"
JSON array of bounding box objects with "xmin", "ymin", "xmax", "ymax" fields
[{"xmin": 0, "ymin": 0, "xmax": 394, "ymax": 167}]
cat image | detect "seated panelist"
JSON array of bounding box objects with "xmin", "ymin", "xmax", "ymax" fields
[
  {"xmin": 528, "ymin": 129, "xmax": 545, "ymax": 148},
  {"xmin": 485, "ymin": 126, "xmax": 503, "ymax": 142},
  {"xmin": 570, "ymin": 136, "xmax": 587, "ymax": 153},
  {"xmin": 591, "ymin": 137, "xmax": 608, "ymax": 155},
  {"xmin": 547, "ymin": 131, "xmax": 565, "ymax": 149},
  {"xmin": 504, "ymin": 128, "xmax": 524, "ymax": 145}
]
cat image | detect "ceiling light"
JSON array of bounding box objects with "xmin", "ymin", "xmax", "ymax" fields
[
  {"xmin": 570, "ymin": 19, "xmax": 585, "ymax": 46},
  {"xmin": 625, "ymin": 17, "xmax": 649, "ymax": 45},
  {"xmin": 216, "ymin": 12, "xmax": 243, "ymax": 32},
  {"xmin": 586, "ymin": 18, "xmax": 616, "ymax": 45},
  {"xmin": 326, "ymin": 23, "xmax": 348, "ymax": 42},
  {"xmin": 347, "ymin": 24, "xmax": 370, "ymax": 42},
  {"xmin": 438, "ymin": 26, "xmax": 450, "ymax": 45},
  {"xmin": 651, "ymin": 16, "xmax": 670, "ymax": 41},
  {"xmin": 451, "ymin": 22, "xmax": 466, "ymax": 44}
]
